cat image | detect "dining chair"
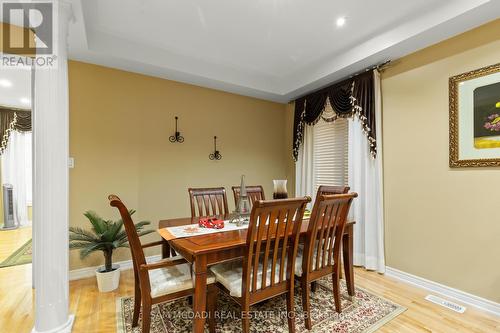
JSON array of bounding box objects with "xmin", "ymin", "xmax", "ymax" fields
[
  {"xmin": 296, "ymin": 193, "xmax": 357, "ymax": 330},
  {"xmin": 309, "ymin": 185, "xmax": 351, "ymax": 292},
  {"xmin": 231, "ymin": 185, "xmax": 265, "ymax": 207},
  {"xmin": 108, "ymin": 195, "xmax": 218, "ymax": 333},
  {"xmin": 210, "ymin": 196, "xmax": 311, "ymax": 333},
  {"xmin": 188, "ymin": 187, "xmax": 229, "ymax": 217},
  {"xmin": 316, "ymin": 185, "xmax": 350, "ymax": 197}
]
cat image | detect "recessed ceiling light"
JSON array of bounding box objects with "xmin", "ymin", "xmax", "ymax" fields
[
  {"xmin": 0, "ymin": 79, "xmax": 12, "ymax": 88},
  {"xmin": 20, "ymin": 97, "xmax": 30, "ymax": 105},
  {"xmin": 336, "ymin": 16, "xmax": 346, "ymax": 27}
]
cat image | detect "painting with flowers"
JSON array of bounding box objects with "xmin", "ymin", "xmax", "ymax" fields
[
  {"xmin": 474, "ymin": 82, "xmax": 500, "ymax": 149},
  {"xmin": 449, "ymin": 63, "xmax": 500, "ymax": 167}
]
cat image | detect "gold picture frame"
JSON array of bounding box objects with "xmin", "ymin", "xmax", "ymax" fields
[{"xmin": 449, "ymin": 63, "xmax": 500, "ymax": 167}]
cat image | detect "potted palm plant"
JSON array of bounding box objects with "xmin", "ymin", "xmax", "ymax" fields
[{"xmin": 69, "ymin": 210, "xmax": 152, "ymax": 292}]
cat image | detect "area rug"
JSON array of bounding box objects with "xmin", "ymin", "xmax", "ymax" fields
[
  {"xmin": 0, "ymin": 239, "xmax": 32, "ymax": 268},
  {"xmin": 116, "ymin": 277, "xmax": 405, "ymax": 333}
]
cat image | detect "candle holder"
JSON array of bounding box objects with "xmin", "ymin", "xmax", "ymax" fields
[
  {"xmin": 169, "ymin": 116, "xmax": 184, "ymax": 143},
  {"xmin": 209, "ymin": 136, "xmax": 222, "ymax": 160},
  {"xmin": 230, "ymin": 175, "xmax": 251, "ymax": 226},
  {"xmin": 273, "ymin": 179, "xmax": 288, "ymax": 199}
]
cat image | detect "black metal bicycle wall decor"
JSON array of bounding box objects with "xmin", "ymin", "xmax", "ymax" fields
[
  {"xmin": 169, "ymin": 116, "xmax": 184, "ymax": 143},
  {"xmin": 209, "ymin": 136, "xmax": 222, "ymax": 160}
]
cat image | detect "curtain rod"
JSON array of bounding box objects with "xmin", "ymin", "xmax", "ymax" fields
[
  {"xmin": 348, "ymin": 59, "xmax": 391, "ymax": 79},
  {"xmin": 0, "ymin": 105, "xmax": 31, "ymax": 112},
  {"xmin": 293, "ymin": 59, "xmax": 391, "ymax": 102}
]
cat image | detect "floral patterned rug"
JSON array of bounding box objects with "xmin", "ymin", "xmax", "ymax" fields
[
  {"xmin": 0, "ymin": 239, "xmax": 32, "ymax": 268},
  {"xmin": 117, "ymin": 277, "xmax": 405, "ymax": 333}
]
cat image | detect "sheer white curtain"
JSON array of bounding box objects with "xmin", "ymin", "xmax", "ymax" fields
[
  {"xmin": 2, "ymin": 130, "xmax": 32, "ymax": 226},
  {"xmin": 348, "ymin": 70, "xmax": 385, "ymax": 272}
]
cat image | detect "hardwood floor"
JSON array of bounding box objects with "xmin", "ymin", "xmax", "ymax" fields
[
  {"xmin": 0, "ymin": 226, "xmax": 32, "ymax": 261},
  {"xmin": 1, "ymin": 264, "xmax": 499, "ymax": 332}
]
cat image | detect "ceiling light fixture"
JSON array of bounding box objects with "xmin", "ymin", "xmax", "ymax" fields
[
  {"xmin": 20, "ymin": 97, "xmax": 30, "ymax": 105},
  {"xmin": 0, "ymin": 79, "xmax": 12, "ymax": 87},
  {"xmin": 336, "ymin": 16, "xmax": 346, "ymax": 27}
]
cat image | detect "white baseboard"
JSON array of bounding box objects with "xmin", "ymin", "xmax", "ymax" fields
[
  {"xmin": 69, "ymin": 255, "xmax": 162, "ymax": 281},
  {"xmin": 385, "ymin": 266, "xmax": 500, "ymax": 317}
]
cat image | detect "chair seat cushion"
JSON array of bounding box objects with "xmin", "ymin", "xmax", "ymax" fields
[
  {"xmin": 148, "ymin": 256, "xmax": 215, "ymax": 298},
  {"xmin": 210, "ymin": 257, "xmax": 295, "ymax": 298}
]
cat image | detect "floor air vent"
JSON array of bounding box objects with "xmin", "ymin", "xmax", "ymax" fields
[{"xmin": 425, "ymin": 295, "xmax": 466, "ymax": 313}]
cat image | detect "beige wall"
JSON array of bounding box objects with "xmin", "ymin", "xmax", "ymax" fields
[
  {"xmin": 69, "ymin": 61, "xmax": 288, "ymax": 269},
  {"xmin": 382, "ymin": 19, "xmax": 500, "ymax": 302}
]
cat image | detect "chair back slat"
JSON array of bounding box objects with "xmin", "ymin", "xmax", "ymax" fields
[
  {"xmin": 304, "ymin": 193, "xmax": 357, "ymax": 275},
  {"xmin": 188, "ymin": 187, "xmax": 229, "ymax": 217},
  {"xmin": 108, "ymin": 195, "xmax": 147, "ymax": 274},
  {"xmin": 243, "ymin": 197, "xmax": 310, "ymax": 295},
  {"xmin": 232, "ymin": 185, "xmax": 265, "ymax": 208},
  {"xmin": 326, "ymin": 203, "xmax": 340, "ymax": 267}
]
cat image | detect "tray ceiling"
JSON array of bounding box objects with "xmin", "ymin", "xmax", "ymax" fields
[{"xmin": 67, "ymin": 0, "xmax": 500, "ymax": 102}]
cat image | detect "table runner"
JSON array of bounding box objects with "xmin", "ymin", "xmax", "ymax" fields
[{"xmin": 161, "ymin": 220, "xmax": 249, "ymax": 240}]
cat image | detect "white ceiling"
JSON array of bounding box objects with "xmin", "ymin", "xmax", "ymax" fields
[
  {"xmin": 67, "ymin": 0, "xmax": 500, "ymax": 102},
  {"xmin": 0, "ymin": 64, "xmax": 31, "ymax": 109}
]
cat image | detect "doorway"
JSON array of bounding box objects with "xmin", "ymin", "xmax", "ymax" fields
[{"xmin": 0, "ymin": 63, "xmax": 33, "ymax": 328}]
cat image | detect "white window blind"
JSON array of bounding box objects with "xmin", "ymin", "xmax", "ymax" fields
[{"xmin": 312, "ymin": 116, "xmax": 348, "ymax": 193}]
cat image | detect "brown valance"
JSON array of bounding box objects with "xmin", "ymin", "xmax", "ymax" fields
[
  {"xmin": 292, "ymin": 70, "xmax": 376, "ymax": 161},
  {"xmin": 0, "ymin": 107, "xmax": 32, "ymax": 154}
]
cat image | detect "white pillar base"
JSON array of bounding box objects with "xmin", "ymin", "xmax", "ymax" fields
[{"xmin": 32, "ymin": 315, "xmax": 74, "ymax": 333}]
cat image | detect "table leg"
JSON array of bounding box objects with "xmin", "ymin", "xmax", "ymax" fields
[
  {"xmin": 343, "ymin": 224, "xmax": 355, "ymax": 296},
  {"xmin": 193, "ymin": 255, "xmax": 208, "ymax": 333},
  {"xmin": 162, "ymin": 240, "xmax": 170, "ymax": 258}
]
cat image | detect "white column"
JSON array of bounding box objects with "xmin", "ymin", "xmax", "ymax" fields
[{"xmin": 33, "ymin": 1, "xmax": 74, "ymax": 332}]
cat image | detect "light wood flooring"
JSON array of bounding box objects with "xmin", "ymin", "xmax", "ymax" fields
[
  {"xmin": 0, "ymin": 226, "xmax": 32, "ymax": 261},
  {"xmin": 1, "ymin": 260, "xmax": 499, "ymax": 332}
]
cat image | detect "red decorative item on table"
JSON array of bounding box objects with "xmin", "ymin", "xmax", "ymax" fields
[{"xmin": 198, "ymin": 217, "xmax": 225, "ymax": 229}]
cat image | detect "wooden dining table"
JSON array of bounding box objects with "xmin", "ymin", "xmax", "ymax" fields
[{"xmin": 157, "ymin": 216, "xmax": 355, "ymax": 333}]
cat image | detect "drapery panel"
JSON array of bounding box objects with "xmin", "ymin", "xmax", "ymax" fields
[
  {"xmin": 348, "ymin": 70, "xmax": 385, "ymax": 272},
  {"xmin": 0, "ymin": 107, "xmax": 32, "ymax": 154},
  {"xmin": 293, "ymin": 70, "xmax": 376, "ymax": 161}
]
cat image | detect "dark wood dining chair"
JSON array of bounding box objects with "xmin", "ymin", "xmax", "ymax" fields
[
  {"xmin": 188, "ymin": 187, "xmax": 229, "ymax": 217},
  {"xmin": 108, "ymin": 195, "xmax": 218, "ymax": 333},
  {"xmin": 316, "ymin": 185, "xmax": 350, "ymax": 197},
  {"xmin": 210, "ymin": 196, "xmax": 311, "ymax": 333},
  {"xmin": 231, "ymin": 185, "xmax": 265, "ymax": 207},
  {"xmin": 312, "ymin": 185, "xmax": 350, "ymax": 287},
  {"xmin": 296, "ymin": 193, "xmax": 357, "ymax": 330}
]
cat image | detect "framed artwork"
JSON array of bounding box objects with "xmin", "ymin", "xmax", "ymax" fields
[{"xmin": 449, "ymin": 63, "xmax": 500, "ymax": 167}]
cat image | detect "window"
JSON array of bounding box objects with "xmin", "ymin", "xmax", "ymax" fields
[
  {"xmin": 295, "ymin": 103, "xmax": 349, "ymax": 202},
  {"xmin": 312, "ymin": 117, "xmax": 349, "ymax": 193}
]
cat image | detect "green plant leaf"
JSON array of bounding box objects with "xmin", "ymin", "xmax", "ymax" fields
[
  {"xmin": 79, "ymin": 242, "xmax": 106, "ymax": 259},
  {"xmin": 137, "ymin": 230, "xmax": 154, "ymax": 237},
  {"xmin": 69, "ymin": 241, "xmax": 94, "ymax": 249},
  {"xmin": 134, "ymin": 221, "xmax": 151, "ymax": 230},
  {"xmin": 69, "ymin": 227, "xmax": 100, "ymax": 243},
  {"xmin": 84, "ymin": 211, "xmax": 108, "ymax": 235}
]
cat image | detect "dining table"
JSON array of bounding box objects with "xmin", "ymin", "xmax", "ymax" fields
[{"xmin": 157, "ymin": 215, "xmax": 356, "ymax": 333}]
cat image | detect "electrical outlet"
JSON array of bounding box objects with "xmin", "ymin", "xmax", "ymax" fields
[{"xmin": 68, "ymin": 157, "xmax": 74, "ymax": 169}]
